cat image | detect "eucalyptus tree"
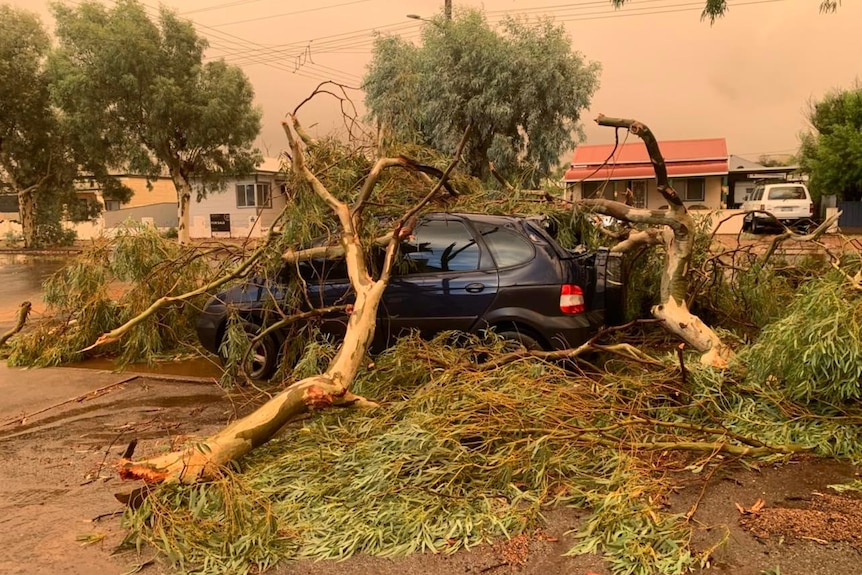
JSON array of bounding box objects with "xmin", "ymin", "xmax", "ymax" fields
[
  {"xmin": 363, "ymin": 8, "xmax": 600, "ymax": 184},
  {"xmin": 50, "ymin": 0, "xmax": 262, "ymax": 244},
  {"xmin": 799, "ymin": 84, "xmax": 862, "ymax": 203},
  {"xmin": 0, "ymin": 5, "xmax": 82, "ymax": 247}
]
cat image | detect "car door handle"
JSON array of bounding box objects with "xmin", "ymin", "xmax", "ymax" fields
[{"xmin": 465, "ymin": 283, "xmax": 485, "ymax": 293}]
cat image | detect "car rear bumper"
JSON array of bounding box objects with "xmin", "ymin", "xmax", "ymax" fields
[{"xmin": 479, "ymin": 306, "xmax": 595, "ymax": 351}]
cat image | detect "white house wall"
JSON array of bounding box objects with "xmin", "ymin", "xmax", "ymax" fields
[
  {"xmin": 189, "ymin": 177, "xmax": 287, "ymax": 239},
  {"xmin": 568, "ymin": 176, "xmax": 724, "ymax": 209}
]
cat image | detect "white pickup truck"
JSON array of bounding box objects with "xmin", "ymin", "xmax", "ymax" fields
[{"xmin": 741, "ymin": 182, "xmax": 814, "ymax": 233}]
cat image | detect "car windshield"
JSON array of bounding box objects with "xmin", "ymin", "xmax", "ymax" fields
[{"xmin": 767, "ymin": 186, "xmax": 806, "ymax": 200}]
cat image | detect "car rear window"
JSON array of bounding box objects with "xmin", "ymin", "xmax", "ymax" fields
[
  {"xmin": 475, "ymin": 224, "xmax": 534, "ymax": 267},
  {"xmin": 767, "ymin": 186, "xmax": 806, "ymax": 200}
]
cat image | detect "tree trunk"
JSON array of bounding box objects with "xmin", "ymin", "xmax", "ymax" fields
[
  {"xmin": 168, "ymin": 169, "xmax": 193, "ymax": 245},
  {"xmin": 119, "ymin": 277, "xmax": 385, "ymax": 484},
  {"xmin": 18, "ymin": 189, "xmax": 36, "ymax": 248}
]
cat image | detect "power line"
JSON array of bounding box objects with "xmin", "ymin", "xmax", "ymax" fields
[
  {"xmin": 214, "ymin": 0, "xmax": 787, "ymax": 68},
  {"xmin": 179, "ymin": 0, "xmax": 264, "ymax": 16},
  {"xmin": 206, "ymin": 0, "xmax": 375, "ymax": 28}
]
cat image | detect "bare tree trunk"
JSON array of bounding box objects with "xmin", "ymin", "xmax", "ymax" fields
[
  {"xmin": 18, "ymin": 189, "xmax": 36, "ymax": 248},
  {"xmin": 169, "ymin": 173, "xmax": 193, "ymax": 245}
]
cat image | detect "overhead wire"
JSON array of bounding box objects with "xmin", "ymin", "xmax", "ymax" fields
[
  {"xmin": 214, "ymin": 0, "xmax": 786, "ymax": 69},
  {"xmin": 103, "ymin": 0, "xmax": 788, "ymax": 87}
]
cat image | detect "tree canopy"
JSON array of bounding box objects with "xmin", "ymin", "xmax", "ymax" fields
[
  {"xmin": 0, "ymin": 5, "xmax": 84, "ymax": 247},
  {"xmin": 799, "ymin": 85, "xmax": 862, "ymax": 202},
  {"xmin": 362, "ymin": 9, "xmax": 600, "ymax": 184},
  {"xmin": 50, "ymin": 0, "xmax": 263, "ymax": 243}
]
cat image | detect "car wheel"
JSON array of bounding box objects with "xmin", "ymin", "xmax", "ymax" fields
[
  {"xmin": 496, "ymin": 330, "xmax": 543, "ymax": 352},
  {"xmin": 221, "ymin": 322, "xmax": 278, "ymax": 380},
  {"xmin": 751, "ymin": 217, "xmax": 759, "ymax": 234}
]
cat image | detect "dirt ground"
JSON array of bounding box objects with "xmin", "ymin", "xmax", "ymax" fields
[{"xmin": 1, "ymin": 364, "xmax": 861, "ymax": 575}]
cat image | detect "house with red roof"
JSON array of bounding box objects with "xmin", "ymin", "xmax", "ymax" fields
[{"xmin": 563, "ymin": 138, "xmax": 729, "ymax": 210}]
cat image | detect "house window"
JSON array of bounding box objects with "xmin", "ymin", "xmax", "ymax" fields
[
  {"xmin": 104, "ymin": 200, "xmax": 121, "ymax": 211},
  {"xmin": 582, "ymin": 181, "xmax": 615, "ymax": 200},
  {"xmin": 235, "ymin": 183, "xmax": 272, "ymax": 208},
  {"xmin": 676, "ymin": 178, "xmax": 705, "ymax": 202}
]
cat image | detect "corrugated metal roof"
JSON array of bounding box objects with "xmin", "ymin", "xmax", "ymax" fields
[{"xmin": 564, "ymin": 138, "xmax": 728, "ymax": 182}]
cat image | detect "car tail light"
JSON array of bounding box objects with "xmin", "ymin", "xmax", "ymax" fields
[
  {"xmin": 810, "ymin": 203, "xmax": 814, "ymax": 215},
  {"xmin": 759, "ymin": 203, "xmax": 765, "ymax": 211},
  {"xmin": 560, "ymin": 284, "xmax": 585, "ymax": 315}
]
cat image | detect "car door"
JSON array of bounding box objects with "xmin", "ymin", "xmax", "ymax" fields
[{"xmin": 380, "ymin": 216, "xmax": 499, "ymax": 341}]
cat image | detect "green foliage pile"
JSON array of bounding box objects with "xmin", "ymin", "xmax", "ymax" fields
[
  {"xmin": 5, "ymin": 223, "xmax": 217, "ymax": 367},
  {"xmin": 743, "ymin": 267, "xmax": 862, "ymax": 404},
  {"xmin": 126, "ymin": 324, "xmax": 862, "ymax": 575}
]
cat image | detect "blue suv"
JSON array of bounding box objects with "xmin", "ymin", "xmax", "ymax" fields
[{"xmin": 196, "ymin": 212, "xmax": 626, "ymax": 379}]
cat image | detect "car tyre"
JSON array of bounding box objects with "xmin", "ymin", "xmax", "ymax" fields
[
  {"xmin": 496, "ymin": 330, "xmax": 543, "ymax": 352},
  {"xmin": 751, "ymin": 217, "xmax": 760, "ymax": 235},
  {"xmin": 220, "ymin": 321, "xmax": 279, "ymax": 381}
]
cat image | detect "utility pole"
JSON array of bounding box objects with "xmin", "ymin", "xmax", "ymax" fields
[{"xmin": 444, "ymin": 0, "xmax": 452, "ymax": 20}]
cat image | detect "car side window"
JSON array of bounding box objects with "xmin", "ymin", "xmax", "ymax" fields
[
  {"xmin": 474, "ymin": 223, "xmax": 535, "ymax": 268},
  {"xmin": 399, "ymin": 220, "xmax": 481, "ymax": 273},
  {"xmin": 298, "ymin": 257, "xmax": 348, "ymax": 283}
]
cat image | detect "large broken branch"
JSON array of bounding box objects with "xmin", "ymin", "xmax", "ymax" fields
[
  {"xmin": 590, "ymin": 115, "xmax": 731, "ymax": 367},
  {"xmin": 119, "ymin": 116, "xmax": 472, "ymax": 486},
  {"xmin": 759, "ymin": 211, "xmax": 840, "ymax": 264}
]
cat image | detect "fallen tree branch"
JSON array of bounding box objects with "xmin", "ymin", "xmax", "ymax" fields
[
  {"xmin": 588, "ymin": 114, "xmax": 731, "ymax": 367},
  {"xmin": 474, "ymin": 318, "xmax": 664, "ymax": 371},
  {"xmin": 0, "ymin": 301, "xmax": 32, "ymax": 348},
  {"xmin": 579, "ymin": 199, "xmax": 686, "ymax": 233},
  {"xmin": 80, "ymin": 211, "xmax": 289, "ymax": 352},
  {"xmin": 117, "ymin": 114, "xmax": 472, "ymax": 486},
  {"xmin": 759, "ymin": 211, "xmax": 841, "ymax": 265},
  {"xmin": 488, "ymin": 161, "xmax": 516, "ymax": 192},
  {"xmin": 610, "ymin": 227, "xmax": 664, "ymax": 254}
]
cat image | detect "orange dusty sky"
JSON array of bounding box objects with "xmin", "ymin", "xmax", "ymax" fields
[{"xmin": 10, "ymin": 0, "xmax": 862, "ymax": 164}]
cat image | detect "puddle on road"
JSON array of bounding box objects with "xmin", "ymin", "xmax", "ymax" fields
[{"xmin": 0, "ymin": 253, "xmax": 68, "ymax": 324}]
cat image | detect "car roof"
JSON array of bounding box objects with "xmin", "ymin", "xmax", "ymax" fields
[{"xmin": 422, "ymin": 212, "xmax": 531, "ymax": 225}]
